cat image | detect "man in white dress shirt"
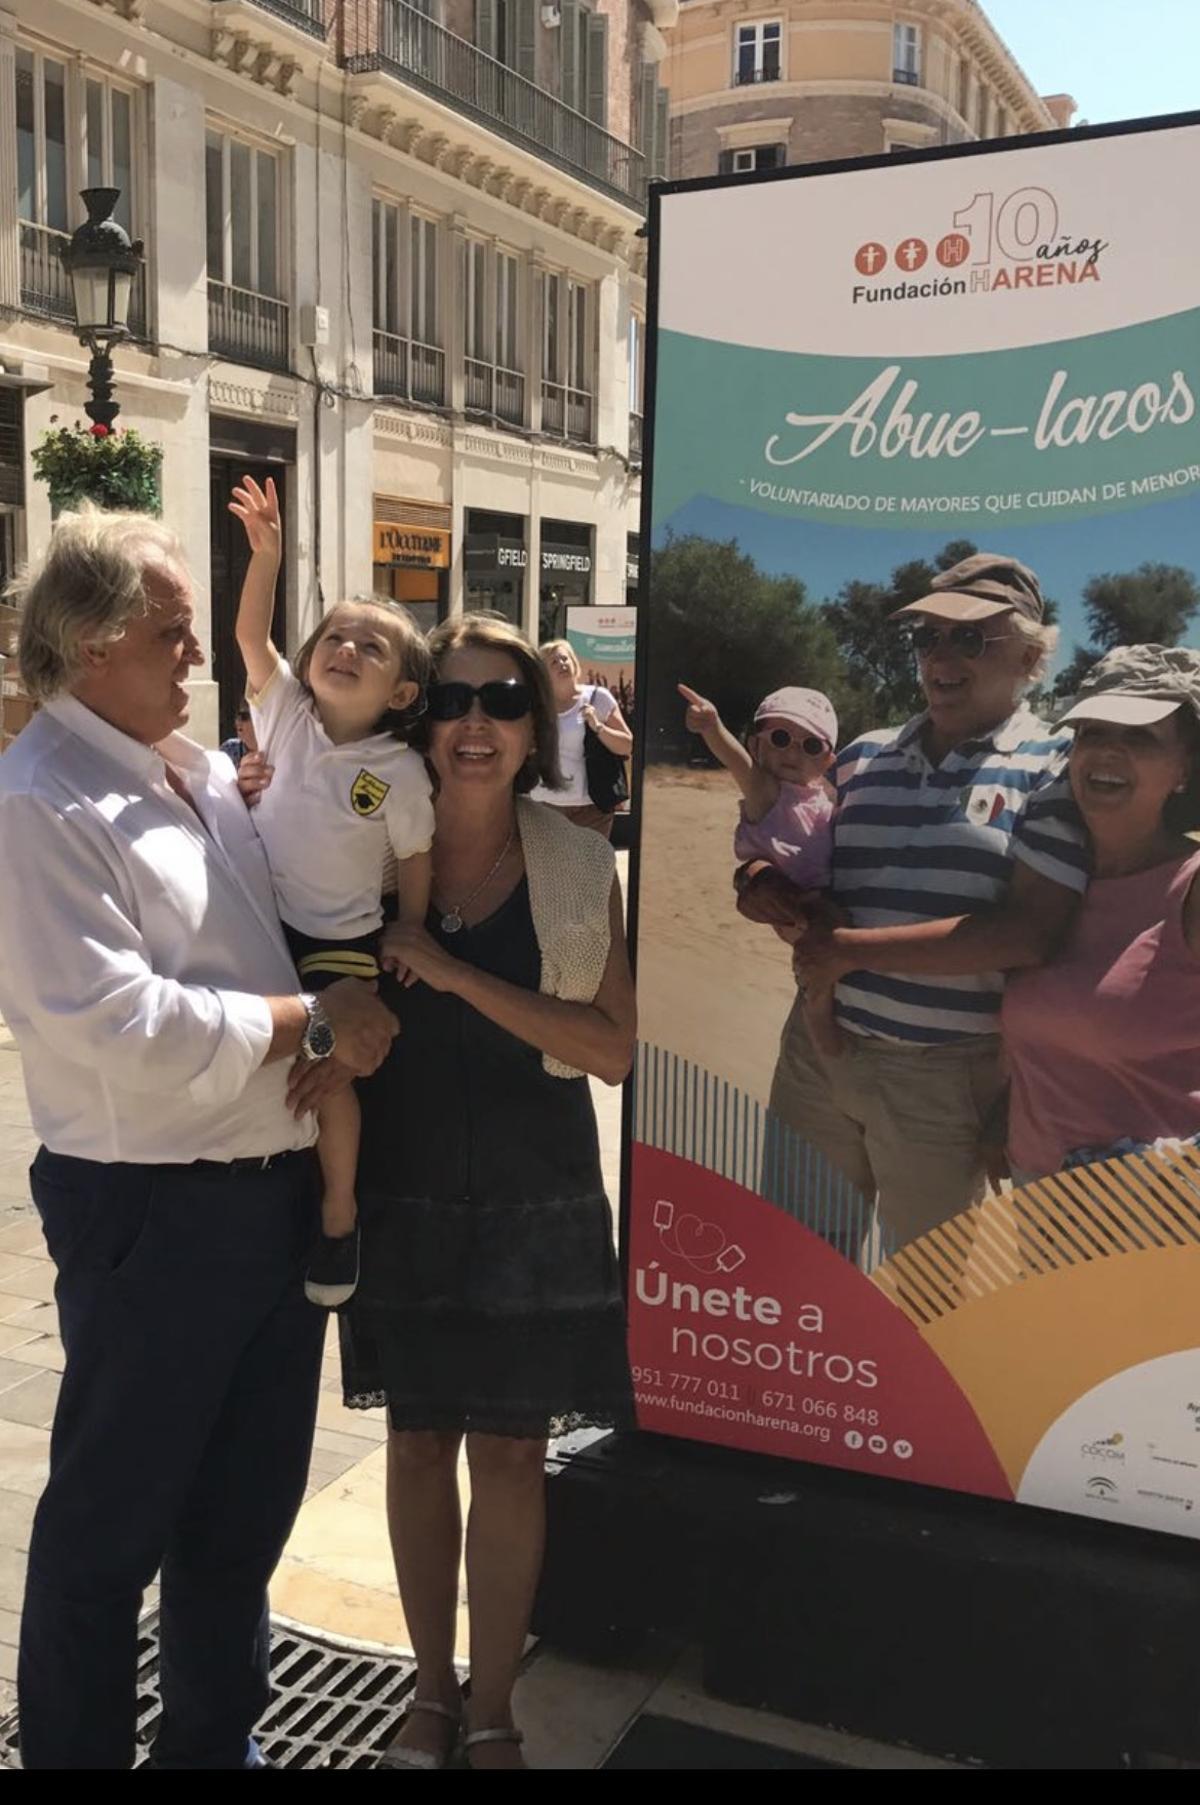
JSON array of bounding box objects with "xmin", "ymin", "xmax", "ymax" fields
[{"xmin": 0, "ymin": 508, "xmax": 398, "ymax": 1770}]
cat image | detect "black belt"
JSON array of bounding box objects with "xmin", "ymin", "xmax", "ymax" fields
[{"xmin": 185, "ymin": 1149, "xmax": 313, "ymax": 1177}]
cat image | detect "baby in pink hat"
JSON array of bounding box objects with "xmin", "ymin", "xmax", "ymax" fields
[{"xmin": 679, "ymin": 681, "xmax": 840, "ymax": 1052}]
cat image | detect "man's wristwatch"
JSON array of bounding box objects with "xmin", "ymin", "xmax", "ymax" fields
[{"xmin": 299, "ymin": 993, "xmax": 336, "ymax": 1062}]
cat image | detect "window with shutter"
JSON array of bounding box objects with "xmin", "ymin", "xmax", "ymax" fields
[
  {"xmin": 514, "ymin": 0, "xmax": 537, "ymax": 80},
  {"xmin": 561, "ymin": 0, "xmax": 581, "ymax": 108},
  {"xmin": 476, "ymin": 0, "xmax": 498, "ymax": 57},
  {"xmin": 654, "ymin": 89, "xmax": 669, "ymax": 179},
  {"xmin": 585, "ymin": 12, "xmax": 608, "ymax": 127},
  {"xmin": 723, "ymin": 144, "xmax": 785, "ymax": 177},
  {"xmin": 639, "ymin": 65, "xmax": 657, "ymax": 155}
]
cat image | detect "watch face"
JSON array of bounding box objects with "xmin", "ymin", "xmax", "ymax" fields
[{"xmin": 303, "ymin": 1000, "xmax": 336, "ymax": 1060}]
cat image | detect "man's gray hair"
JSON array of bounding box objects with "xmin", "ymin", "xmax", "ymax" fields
[
  {"xmin": 1012, "ymin": 614, "xmax": 1059, "ymax": 688},
  {"xmin": 10, "ymin": 506, "xmax": 187, "ymax": 703}
]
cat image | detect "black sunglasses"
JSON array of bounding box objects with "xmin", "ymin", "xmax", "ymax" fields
[
  {"xmin": 907, "ymin": 623, "xmax": 1008, "ymax": 659},
  {"xmin": 427, "ymin": 680, "xmax": 533, "ymax": 722},
  {"xmin": 762, "ymin": 726, "xmax": 828, "ymax": 756}
]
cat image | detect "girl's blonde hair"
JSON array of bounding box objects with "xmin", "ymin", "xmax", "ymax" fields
[{"xmin": 293, "ymin": 596, "xmax": 432, "ymax": 737}]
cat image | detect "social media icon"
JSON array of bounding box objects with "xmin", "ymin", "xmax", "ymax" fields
[
  {"xmin": 893, "ymin": 1439, "xmax": 914, "ymax": 1460},
  {"xmin": 844, "ymin": 1430, "xmax": 864, "ymax": 1450},
  {"xmin": 868, "ymin": 1434, "xmax": 888, "ymax": 1455}
]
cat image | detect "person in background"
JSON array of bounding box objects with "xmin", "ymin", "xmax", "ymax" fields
[
  {"xmin": 529, "ymin": 639, "xmax": 633, "ymax": 838},
  {"xmin": 342, "ymin": 614, "xmax": 636, "ymax": 1770},
  {"xmin": 744, "ymin": 553, "xmax": 1088, "ymax": 1259},
  {"xmin": 1002, "ymin": 646, "xmax": 1200, "ymax": 1183},
  {"xmin": 0, "ymin": 507, "xmax": 396, "ymax": 1769},
  {"xmin": 219, "ymin": 700, "xmax": 257, "ymax": 769}
]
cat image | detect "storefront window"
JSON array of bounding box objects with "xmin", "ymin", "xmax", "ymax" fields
[
  {"xmin": 538, "ymin": 520, "xmax": 593, "ymax": 642},
  {"xmin": 626, "ymin": 532, "xmax": 640, "ymax": 606},
  {"xmin": 464, "ymin": 509, "xmax": 527, "ymax": 627},
  {"xmin": 372, "ymin": 503, "xmax": 452, "ymax": 636}
]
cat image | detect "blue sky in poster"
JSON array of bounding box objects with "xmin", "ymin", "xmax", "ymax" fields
[{"xmin": 656, "ymin": 488, "xmax": 1200, "ymax": 676}]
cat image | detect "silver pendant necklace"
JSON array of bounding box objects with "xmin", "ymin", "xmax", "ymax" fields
[{"xmin": 438, "ymin": 827, "xmax": 515, "ymax": 934}]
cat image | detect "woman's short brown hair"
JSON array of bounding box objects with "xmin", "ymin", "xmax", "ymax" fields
[
  {"xmin": 292, "ymin": 597, "xmax": 432, "ymax": 738},
  {"xmin": 415, "ymin": 612, "xmax": 564, "ymax": 795}
]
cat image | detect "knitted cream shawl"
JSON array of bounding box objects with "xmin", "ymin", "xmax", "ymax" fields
[{"xmin": 515, "ymin": 796, "xmax": 615, "ymax": 1078}]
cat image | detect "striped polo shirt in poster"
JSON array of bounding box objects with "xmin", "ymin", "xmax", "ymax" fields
[{"xmin": 831, "ymin": 705, "xmax": 1089, "ymax": 1045}]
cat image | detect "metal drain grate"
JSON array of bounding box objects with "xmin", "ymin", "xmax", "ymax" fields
[{"xmin": 0, "ymin": 1612, "xmax": 419, "ymax": 1769}]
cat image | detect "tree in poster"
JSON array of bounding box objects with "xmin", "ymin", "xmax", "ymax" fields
[
  {"xmin": 647, "ymin": 534, "xmax": 843, "ymax": 762},
  {"xmin": 822, "ymin": 540, "xmax": 978, "ymax": 738},
  {"xmin": 1052, "ymin": 563, "xmax": 1200, "ymax": 701}
]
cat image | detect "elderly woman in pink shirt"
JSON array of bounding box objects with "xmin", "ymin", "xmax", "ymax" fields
[{"xmin": 1001, "ymin": 645, "xmax": 1200, "ymax": 1183}]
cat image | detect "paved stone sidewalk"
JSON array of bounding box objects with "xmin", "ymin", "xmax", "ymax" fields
[
  {"xmin": 0, "ymin": 999, "xmax": 625, "ymax": 1723},
  {"xmin": 0, "ymin": 982, "xmax": 948, "ymax": 1768}
]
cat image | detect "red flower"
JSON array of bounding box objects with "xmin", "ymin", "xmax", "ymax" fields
[{"xmin": 90, "ymin": 423, "xmax": 110, "ymax": 439}]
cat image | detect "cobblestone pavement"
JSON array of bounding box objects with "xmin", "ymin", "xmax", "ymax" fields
[{"xmin": 0, "ymin": 854, "xmax": 626, "ymax": 1724}]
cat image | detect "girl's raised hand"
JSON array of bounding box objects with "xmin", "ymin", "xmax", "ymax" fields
[
  {"xmin": 678, "ymin": 682, "xmax": 719, "ymax": 737},
  {"xmin": 228, "ymin": 474, "xmax": 282, "ymax": 562}
]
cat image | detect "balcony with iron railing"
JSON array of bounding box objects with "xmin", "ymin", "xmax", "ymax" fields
[
  {"xmin": 339, "ymin": 0, "xmax": 646, "ymax": 210},
  {"xmin": 208, "ymin": 279, "xmax": 290, "ymax": 372},
  {"xmin": 211, "ymin": 0, "xmax": 329, "ymax": 40},
  {"xmin": 374, "ymin": 328, "xmax": 446, "ymax": 406},
  {"xmin": 734, "ymin": 64, "xmax": 781, "ymax": 86},
  {"xmin": 541, "ymin": 380, "xmax": 593, "ymax": 446},
  {"xmin": 19, "ymin": 219, "xmax": 147, "ymax": 337},
  {"xmin": 465, "ymin": 358, "xmax": 525, "ymax": 428},
  {"xmin": 629, "ymin": 411, "xmax": 643, "ymax": 465}
]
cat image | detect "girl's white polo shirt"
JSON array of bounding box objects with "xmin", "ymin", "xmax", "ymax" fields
[{"xmin": 248, "ymin": 659, "xmax": 434, "ymax": 940}]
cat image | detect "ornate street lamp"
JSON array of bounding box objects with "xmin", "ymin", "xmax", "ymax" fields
[{"xmin": 60, "ymin": 188, "xmax": 144, "ymax": 436}]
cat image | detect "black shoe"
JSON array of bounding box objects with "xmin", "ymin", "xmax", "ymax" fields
[{"xmin": 305, "ymin": 1226, "xmax": 360, "ymax": 1309}]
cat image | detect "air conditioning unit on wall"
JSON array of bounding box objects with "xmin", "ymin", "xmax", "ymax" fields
[{"xmin": 541, "ymin": 3, "xmax": 561, "ymax": 25}]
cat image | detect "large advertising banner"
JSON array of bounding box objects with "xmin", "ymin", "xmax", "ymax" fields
[{"xmin": 630, "ymin": 118, "xmax": 1200, "ymax": 1536}]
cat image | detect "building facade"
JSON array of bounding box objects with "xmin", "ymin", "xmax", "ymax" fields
[
  {"xmin": 2, "ymin": 0, "xmax": 667, "ymax": 742},
  {"xmin": 660, "ymin": 0, "xmax": 1074, "ymax": 181}
]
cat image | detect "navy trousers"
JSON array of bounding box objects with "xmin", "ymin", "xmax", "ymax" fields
[{"xmin": 18, "ymin": 1148, "xmax": 324, "ymax": 1770}]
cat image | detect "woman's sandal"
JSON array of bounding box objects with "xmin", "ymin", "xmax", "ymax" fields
[
  {"xmin": 463, "ymin": 1726, "xmax": 526, "ymax": 1770},
  {"xmin": 378, "ymin": 1698, "xmax": 463, "ymax": 1770}
]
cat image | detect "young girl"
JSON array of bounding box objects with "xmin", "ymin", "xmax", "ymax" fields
[
  {"xmin": 679, "ymin": 681, "xmax": 842, "ymax": 1054},
  {"xmin": 231, "ymin": 476, "xmax": 434, "ymax": 1307}
]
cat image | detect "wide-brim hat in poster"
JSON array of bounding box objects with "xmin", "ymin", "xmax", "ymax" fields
[{"xmin": 630, "ymin": 116, "xmax": 1200, "ymax": 1538}]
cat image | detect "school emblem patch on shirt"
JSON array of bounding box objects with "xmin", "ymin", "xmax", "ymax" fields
[{"xmin": 350, "ymin": 769, "xmax": 390, "ymax": 816}]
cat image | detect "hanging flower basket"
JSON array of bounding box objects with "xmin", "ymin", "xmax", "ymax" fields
[{"xmin": 31, "ymin": 423, "xmax": 163, "ymax": 517}]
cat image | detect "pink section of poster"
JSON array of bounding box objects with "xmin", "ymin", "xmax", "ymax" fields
[{"xmin": 628, "ymin": 1144, "xmax": 1012, "ymax": 1500}]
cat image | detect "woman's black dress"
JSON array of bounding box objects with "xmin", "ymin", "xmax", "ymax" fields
[{"xmin": 340, "ymin": 878, "xmax": 634, "ymax": 1438}]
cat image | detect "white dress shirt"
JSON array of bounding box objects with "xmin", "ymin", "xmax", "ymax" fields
[
  {"xmin": 0, "ymin": 694, "xmax": 316, "ymax": 1163},
  {"xmin": 249, "ymin": 660, "xmax": 434, "ymax": 939}
]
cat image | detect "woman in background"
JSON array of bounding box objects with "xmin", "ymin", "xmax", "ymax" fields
[{"xmin": 529, "ymin": 639, "xmax": 633, "ymax": 838}]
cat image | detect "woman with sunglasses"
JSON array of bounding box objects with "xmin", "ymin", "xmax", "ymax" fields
[
  {"xmin": 679, "ymin": 681, "xmax": 842, "ymax": 1055},
  {"xmin": 529, "ymin": 639, "xmax": 633, "ymax": 838},
  {"xmin": 742, "ymin": 553, "xmax": 1091, "ymax": 1263},
  {"xmin": 338, "ymin": 614, "xmax": 636, "ymax": 1770}
]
